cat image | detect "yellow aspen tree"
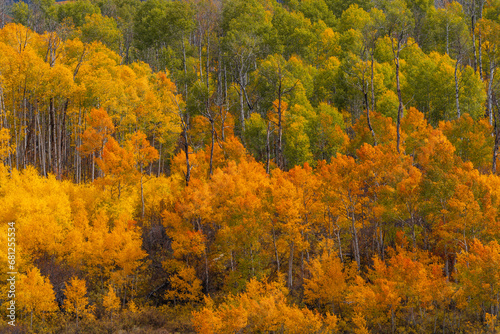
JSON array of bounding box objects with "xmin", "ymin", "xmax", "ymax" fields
[
  {"xmin": 192, "ymin": 297, "xmax": 222, "ymax": 334},
  {"xmin": 0, "ymin": 128, "xmax": 14, "ymax": 163},
  {"xmin": 17, "ymin": 267, "xmax": 58, "ymax": 330},
  {"xmin": 126, "ymin": 131, "xmax": 159, "ymax": 219},
  {"xmin": 79, "ymin": 108, "xmax": 115, "ymax": 155},
  {"xmin": 207, "ymin": 159, "xmax": 270, "ymax": 287},
  {"xmin": 270, "ymin": 168, "xmax": 307, "ymax": 289},
  {"xmin": 164, "ymin": 266, "xmax": 203, "ymax": 305},
  {"xmin": 128, "ymin": 300, "xmax": 138, "ymax": 313},
  {"xmin": 456, "ymin": 239, "xmax": 500, "ymax": 317},
  {"xmin": 103, "ymin": 286, "xmax": 120, "ymax": 320},
  {"xmin": 79, "ymin": 108, "xmax": 116, "ymax": 181},
  {"xmin": 95, "ymin": 137, "xmax": 136, "ymax": 198},
  {"xmin": 64, "ymin": 277, "xmax": 91, "ymax": 330},
  {"xmin": 352, "ymin": 313, "xmax": 371, "ymax": 334},
  {"xmin": 324, "ymin": 154, "xmax": 366, "ymax": 271},
  {"xmin": 192, "ymin": 277, "xmax": 329, "ymax": 334},
  {"xmin": 303, "ymin": 252, "xmax": 349, "ymax": 314}
]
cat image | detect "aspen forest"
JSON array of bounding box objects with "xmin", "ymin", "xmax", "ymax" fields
[{"xmin": 1, "ymin": 0, "xmax": 500, "ymax": 332}]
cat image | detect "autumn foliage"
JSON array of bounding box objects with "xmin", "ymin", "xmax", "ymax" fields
[{"xmin": 1, "ymin": 0, "xmax": 500, "ymax": 331}]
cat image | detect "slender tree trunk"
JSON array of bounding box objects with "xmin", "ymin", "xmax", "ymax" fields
[
  {"xmin": 479, "ymin": 0, "xmax": 484, "ymax": 80},
  {"xmin": 412, "ymin": 221, "xmax": 417, "ymax": 249},
  {"xmin": 21, "ymin": 96, "xmax": 27, "ymax": 169},
  {"xmin": 380, "ymin": 225, "xmax": 384, "ymax": 261},
  {"xmin": 22, "ymin": 102, "xmax": 32, "ymax": 168},
  {"xmin": 334, "ymin": 220, "xmax": 343, "ymax": 262},
  {"xmin": 59, "ymin": 101, "xmax": 68, "ymax": 179},
  {"xmin": 288, "ymin": 241, "xmax": 294, "ymax": 289},
  {"xmin": 140, "ymin": 168, "xmax": 145, "ymax": 220},
  {"xmin": 33, "ymin": 108, "xmax": 38, "ymax": 168},
  {"xmin": 266, "ymin": 122, "xmax": 271, "ymax": 174},
  {"xmin": 251, "ymin": 247, "xmax": 255, "ymax": 276},
  {"xmin": 230, "ymin": 250, "xmax": 234, "ymax": 271},
  {"xmin": 487, "ymin": 61, "xmax": 495, "ymax": 125},
  {"xmin": 455, "ymin": 58, "xmax": 461, "ymax": 119},
  {"xmin": 395, "ymin": 45, "xmax": 403, "ymax": 153},
  {"xmin": 77, "ymin": 107, "xmax": 82, "ymax": 183},
  {"xmin": 206, "ymin": 36, "xmax": 210, "ymax": 90},
  {"xmin": 272, "ymin": 225, "xmax": 280, "ymax": 271},
  {"xmin": 198, "ymin": 31, "xmax": 203, "ymax": 82},
  {"xmin": 49, "ymin": 97, "xmax": 56, "ymax": 173},
  {"xmin": 277, "ymin": 77, "xmax": 284, "ymax": 169},
  {"xmin": 182, "ymin": 36, "xmax": 188, "ymax": 99},
  {"xmin": 493, "ymin": 98, "xmax": 499, "ymax": 173},
  {"xmin": 391, "ymin": 308, "xmax": 395, "ymax": 334},
  {"xmin": 46, "ymin": 107, "xmax": 51, "ymax": 173},
  {"xmin": 55, "ymin": 101, "xmax": 60, "ymax": 177},
  {"xmin": 157, "ymin": 141, "xmax": 162, "ymax": 177},
  {"xmin": 150, "ymin": 136, "xmax": 154, "ymax": 176},
  {"xmin": 351, "ymin": 209, "xmax": 361, "ymax": 271},
  {"xmin": 209, "ymin": 119, "xmax": 215, "ymax": 176},
  {"xmin": 472, "ymin": 1, "xmax": 477, "ymax": 73},
  {"xmin": 444, "ymin": 244, "xmax": 449, "ymax": 279},
  {"xmin": 479, "ymin": 29, "xmax": 483, "ymax": 81},
  {"xmin": 371, "ymin": 52, "xmax": 376, "ymax": 115},
  {"xmin": 38, "ymin": 111, "xmax": 46, "ymax": 176},
  {"xmin": 327, "ymin": 211, "xmax": 333, "ymax": 257},
  {"xmin": 204, "ymin": 245, "xmax": 209, "ymax": 292},
  {"xmin": 239, "ymin": 68, "xmax": 246, "ymax": 134},
  {"xmin": 15, "ymin": 103, "xmax": 19, "ymax": 170},
  {"xmin": 223, "ymin": 65, "xmax": 228, "ymax": 141},
  {"xmin": 0, "ymin": 0, "xmax": 5, "ymax": 29},
  {"xmin": 364, "ymin": 85, "xmax": 377, "ymax": 145},
  {"xmin": 217, "ymin": 42, "xmax": 223, "ymax": 104},
  {"xmin": 183, "ymin": 129, "xmax": 191, "ymax": 185},
  {"xmin": 0, "ymin": 77, "xmax": 5, "ymax": 127},
  {"xmin": 446, "ymin": 23, "xmax": 449, "ymax": 55}
]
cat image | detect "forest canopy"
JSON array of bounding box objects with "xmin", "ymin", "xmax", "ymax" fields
[{"xmin": 1, "ymin": 0, "xmax": 500, "ymax": 332}]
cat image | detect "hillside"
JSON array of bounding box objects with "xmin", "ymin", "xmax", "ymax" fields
[{"xmin": 1, "ymin": 0, "xmax": 500, "ymax": 333}]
